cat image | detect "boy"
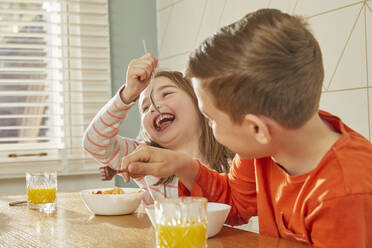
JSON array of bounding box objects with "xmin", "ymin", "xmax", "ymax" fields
[{"xmin": 121, "ymin": 9, "xmax": 372, "ymax": 247}]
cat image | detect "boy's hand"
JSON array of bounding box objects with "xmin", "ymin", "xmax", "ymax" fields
[
  {"xmin": 120, "ymin": 145, "xmax": 200, "ymax": 190},
  {"xmin": 121, "ymin": 53, "xmax": 158, "ymax": 104}
]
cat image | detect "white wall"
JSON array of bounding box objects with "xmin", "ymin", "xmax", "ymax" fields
[{"xmin": 156, "ymin": 0, "xmax": 372, "ymax": 142}]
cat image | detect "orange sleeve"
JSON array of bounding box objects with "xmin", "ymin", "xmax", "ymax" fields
[
  {"xmin": 178, "ymin": 156, "xmax": 258, "ymax": 226},
  {"xmin": 306, "ymin": 194, "xmax": 372, "ymax": 248}
]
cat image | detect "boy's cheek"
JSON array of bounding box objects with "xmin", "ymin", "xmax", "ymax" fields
[{"xmin": 213, "ymin": 130, "xmax": 225, "ymax": 146}]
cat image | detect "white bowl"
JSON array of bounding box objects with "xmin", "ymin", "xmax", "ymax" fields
[
  {"xmin": 145, "ymin": 202, "xmax": 231, "ymax": 238},
  {"xmin": 207, "ymin": 202, "xmax": 231, "ymax": 237},
  {"xmin": 80, "ymin": 187, "xmax": 145, "ymax": 215}
]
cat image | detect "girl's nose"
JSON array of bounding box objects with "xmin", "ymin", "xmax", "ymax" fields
[{"xmin": 150, "ymin": 104, "xmax": 161, "ymax": 113}]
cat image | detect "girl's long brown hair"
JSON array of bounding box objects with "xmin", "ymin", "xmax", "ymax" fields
[{"xmin": 137, "ymin": 70, "xmax": 234, "ymax": 185}]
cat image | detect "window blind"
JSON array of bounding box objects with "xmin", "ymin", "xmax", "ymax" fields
[{"xmin": 0, "ymin": 0, "xmax": 111, "ymax": 177}]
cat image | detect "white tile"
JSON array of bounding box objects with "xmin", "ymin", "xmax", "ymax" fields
[
  {"xmin": 156, "ymin": 0, "xmax": 174, "ymax": 11},
  {"xmin": 320, "ymin": 89, "xmax": 370, "ymax": 139},
  {"xmin": 158, "ymin": 52, "xmax": 190, "ymax": 72},
  {"xmin": 307, "ymin": 4, "xmax": 363, "ymax": 90},
  {"xmin": 195, "ymin": 0, "xmax": 226, "ymax": 45},
  {"xmin": 157, "ymin": 6, "xmax": 173, "ymax": 52},
  {"xmin": 159, "ymin": 0, "xmax": 206, "ymax": 58},
  {"xmin": 294, "ymin": 0, "xmax": 361, "ymax": 17},
  {"xmin": 367, "ymin": 4, "xmax": 372, "ymax": 86},
  {"xmin": 268, "ymin": 0, "xmax": 298, "ymax": 14},
  {"xmin": 219, "ymin": 0, "xmax": 270, "ymax": 28},
  {"xmin": 327, "ymin": 7, "xmax": 367, "ymax": 90}
]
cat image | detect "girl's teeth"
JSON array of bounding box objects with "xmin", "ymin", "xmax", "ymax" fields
[{"xmin": 155, "ymin": 114, "xmax": 174, "ymax": 129}]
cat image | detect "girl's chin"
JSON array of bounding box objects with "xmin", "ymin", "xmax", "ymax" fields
[{"xmin": 151, "ymin": 133, "xmax": 180, "ymax": 147}]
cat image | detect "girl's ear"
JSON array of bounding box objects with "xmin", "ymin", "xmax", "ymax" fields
[{"xmin": 244, "ymin": 114, "xmax": 271, "ymax": 144}]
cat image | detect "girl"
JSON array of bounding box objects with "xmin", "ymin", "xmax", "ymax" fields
[{"xmin": 82, "ymin": 54, "xmax": 233, "ymax": 204}]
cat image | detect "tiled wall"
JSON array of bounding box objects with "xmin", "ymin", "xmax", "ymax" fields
[{"xmin": 156, "ymin": 0, "xmax": 372, "ymax": 141}]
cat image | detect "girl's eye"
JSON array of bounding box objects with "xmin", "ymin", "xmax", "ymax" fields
[
  {"xmin": 162, "ymin": 92, "xmax": 173, "ymax": 98},
  {"xmin": 142, "ymin": 106, "xmax": 149, "ymax": 113}
]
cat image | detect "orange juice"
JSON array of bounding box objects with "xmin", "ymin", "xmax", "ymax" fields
[
  {"xmin": 156, "ymin": 221, "xmax": 207, "ymax": 248},
  {"xmin": 27, "ymin": 187, "xmax": 56, "ymax": 204}
]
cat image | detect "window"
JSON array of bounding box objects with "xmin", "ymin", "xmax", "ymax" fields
[{"xmin": 0, "ymin": 0, "xmax": 111, "ymax": 177}]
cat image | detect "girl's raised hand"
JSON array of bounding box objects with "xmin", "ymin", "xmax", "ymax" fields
[{"xmin": 121, "ymin": 54, "xmax": 158, "ymax": 104}]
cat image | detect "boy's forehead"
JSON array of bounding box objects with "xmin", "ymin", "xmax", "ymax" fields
[
  {"xmin": 191, "ymin": 77, "xmax": 202, "ymax": 86},
  {"xmin": 191, "ymin": 78, "xmax": 204, "ymax": 98},
  {"xmin": 191, "ymin": 77, "xmax": 206, "ymax": 94},
  {"xmin": 191, "ymin": 78, "xmax": 212, "ymax": 109}
]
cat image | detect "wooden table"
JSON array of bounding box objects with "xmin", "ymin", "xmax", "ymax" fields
[{"xmin": 0, "ymin": 192, "xmax": 309, "ymax": 248}]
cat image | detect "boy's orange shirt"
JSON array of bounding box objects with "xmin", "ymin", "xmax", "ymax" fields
[{"xmin": 179, "ymin": 111, "xmax": 372, "ymax": 247}]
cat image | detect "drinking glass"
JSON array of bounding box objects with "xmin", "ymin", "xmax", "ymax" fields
[
  {"xmin": 26, "ymin": 171, "xmax": 57, "ymax": 213},
  {"xmin": 154, "ymin": 197, "xmax": 208, "ymax": 248}
]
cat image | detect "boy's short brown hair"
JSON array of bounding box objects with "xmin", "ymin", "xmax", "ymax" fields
[{"xmin": 187, "ymin": 8, "xmax": 324, "ymax": 129}]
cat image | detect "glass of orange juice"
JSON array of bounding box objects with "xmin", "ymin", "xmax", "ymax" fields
[
  {"xmin": 26, "ymin": 171, "xmax": 57, "ymax": 213},
  {"xmin": 154, "ymin": 197, "xmax": 207, "ymax": 248}
]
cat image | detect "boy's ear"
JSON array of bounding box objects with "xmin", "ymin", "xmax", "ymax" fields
[{"xmin": 244, "ymin": 114, "xmax": 271, "ymax": 144}]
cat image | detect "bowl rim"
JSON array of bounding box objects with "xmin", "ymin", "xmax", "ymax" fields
[
  {"xmin": 80, "ymin": 187, "xmax": 144, "ymax": 197},
  {"xmin": 145, "ymin": 201, "xmax": 231, "ymax": 210},
  {"xmin": 207, "ymin": 202, "xmax": 231, "ymax": 211}
]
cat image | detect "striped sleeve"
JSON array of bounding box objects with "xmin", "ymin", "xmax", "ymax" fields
[
  {"xmin": 82, "ymin": 86, "xmax": 141, "ymax": 170},
  {"xmin": 135, "ymin": 176, "xmax": 179, "ymax": 205}
]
